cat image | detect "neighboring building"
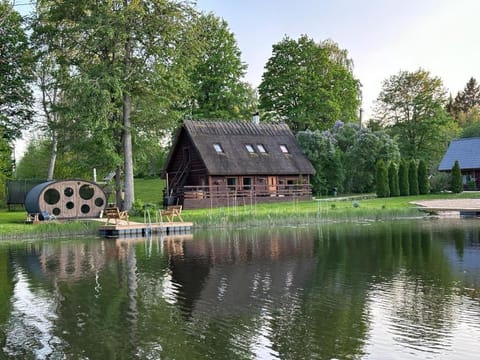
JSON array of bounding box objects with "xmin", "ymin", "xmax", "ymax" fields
[
  {"xmin": 162, "ymin": 120, "xmax": 315, "ymax": 209},
  {"xmin": 438, "ymin": 137, "xmax": 480, "ymax": 190}
]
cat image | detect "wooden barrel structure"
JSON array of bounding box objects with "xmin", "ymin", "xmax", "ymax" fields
[{"xmin": 25, "ymin": 180, "xmax": 107, "ymax": 219}]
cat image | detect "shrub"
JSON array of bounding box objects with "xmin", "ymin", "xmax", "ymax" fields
[{"xmin": 429, "ymin": 171, "xmax": 450, "ymax": 193}]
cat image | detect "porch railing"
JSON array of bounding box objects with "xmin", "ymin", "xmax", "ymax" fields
[{"xmin": 176, "ymin": 184, "xmax": 312, "ymax": 200}]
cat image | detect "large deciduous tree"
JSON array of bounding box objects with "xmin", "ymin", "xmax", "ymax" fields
[
  {"xmin": 374, "ymin": 69, "xmax": 457, "ymax": 165},
  {"xmin": 0, "ymin": 0, "xmax": 34, "ymax": 141},
  {"xmin": 187, "ymin": 13, "xmax": 256, "ymax": 120},
  {"xmin": 33, "ymin": 0, "xmax": 196, "ymax": 210},
  {"xmin": 259, "ymin": 35, "xmax": 361, "ymax": 132}
]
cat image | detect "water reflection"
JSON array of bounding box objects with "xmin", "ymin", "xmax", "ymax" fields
[{"xmin": 1, "ymin": 220, "xmax": 480, "ymax": 359}]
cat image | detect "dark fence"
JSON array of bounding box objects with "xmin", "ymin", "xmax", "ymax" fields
[{"xmin": 6, "ymin": 179, "xmax": 46, "ymax": 209}]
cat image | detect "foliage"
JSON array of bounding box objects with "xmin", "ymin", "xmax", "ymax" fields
[
  {"xmin": 408, "ymin": 160, "xmax": 419, "ymax": 195},
  {"xmin": 375, "ymin": 160, "xmax": 389, "ymax": 198},
  {"xmin": 417, "ymin": 159, "xmax": 430, "ymax": 194},
  {"xmin": 32, "ymin": 0, "xmax": 198, "ymax": 210},
  {"xmin": 296, "ymin": 130, "xmax": 344, "ymax": 196},
  {"xmin": 460, "ymin": 120, "xmax": 480, "ymax": 138},
  {"xmin": 450, "ymin": 160, "xmax": 463, "ymax": 193},
  {"xmin": 259, "ymin": 35, "xmax": 361, "ymax": 132},
  {"xmin": 388, "ymin": 162, "xmax": 400, "ymax": 197},
  {"xmin": 336, "ymin": 123, "xmax": 400, "ymax": 193},
  {"xmin": 447, "ymin": 77, "xmax": 480, "ymax": 121},
  {"xmin": 398, "ymin": 160, "xmax": 409, "ymax": 196},
  {"xmin": 186, "ymin": 13, "xmax": 256, "ymax": 120},
  {"xmin": 429, "ymin": 170, "xmax": 450, "ymax": 193},
  {"xmin": 375, "ymin": 69, "xmax": 457, "ymax": 165},
  {"xmin": 0, "ymin": 1, "xmax": 34, "ymax": 141}
]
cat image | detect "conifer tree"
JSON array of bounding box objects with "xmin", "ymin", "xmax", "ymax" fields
[
  {"xmin": 409, "ymin": 160, "xmax": 419, "ymax": 195},
  {"xmin": 451, "ymin": 160, "xmax": 463, "ymax": 193},
  {"xmin": 399, "ymin": 160, "xmax": 409, "ymax": 196},
  {"xmin": 388, "ymin": 162, "xmax": 400, "ymax": 197},
  {"xmin": 418, "ymin": 159, "xmax": 430, "ymax": 194},
  {"xmin": 376, "ymin": 160, "xmax": 389, "ymax": 198}
]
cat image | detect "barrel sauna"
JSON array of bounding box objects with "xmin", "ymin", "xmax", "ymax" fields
[{"xmin": 25, "ymin": 180, "xmax": 107, "ymax": 219}]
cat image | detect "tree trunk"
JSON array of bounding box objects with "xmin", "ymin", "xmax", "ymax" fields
[
  {"xmin": 115, "ymin": 165, "xmax": 123, "ymax": 208},
  {"xmin": 47, "ymin": 129, "xmax": 57, "ymax": 181},
  {"xmin": 122, "ymin": 13, "xmax": 134, "ymax": 211}
]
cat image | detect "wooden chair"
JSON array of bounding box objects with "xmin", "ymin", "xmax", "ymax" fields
[
  {"xmin": 160, "ymin": 205, "xmax": 183, "ymax": 222},
  {"xmin": 104, "ymin": 207, "xmax": 129, "ymax": 225}
]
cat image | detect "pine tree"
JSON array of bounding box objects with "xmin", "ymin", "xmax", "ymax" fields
[
  {"xmin": 418, "ymin": 159, "xmax": 430, "ymax": 194},
  {"xmin": 409, "ymin": 160, "xmax": 419, "ymax": 195},
  {"xmin": 399, "ymin": 160, "xmax": 409, "ymax": 196},
  {"xmin": 388, "ymin": 162, "xmax": 400, "ymax": 197},
  {"xmin": 451, "ymin": 160, "xmax": 463, "ymax": 193},
  {"xmin": 376, "ymin": 160, "xmax": 389, "ymax": 198}
]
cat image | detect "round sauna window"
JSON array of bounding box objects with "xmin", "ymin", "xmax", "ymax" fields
[
  {"xmin": 81, "ymin": 204, "xmax": 90, "ymax": 214},
  {"xmin": 79, "ymin": 184, "xmax": 94, "ymax": 200},
  {"xmin": 94, "ymin": 197, "xmax": 104, "ymax": 207},
  {"xmin": 44, "ymin": 189, "xmax": 60, "ymax": 205},
  {"xmin": 64, "ymin": 187, "xmax": 74, "ymax": 197},
  {"xmin": 53, "ymin": 207, "xmax": 61, "ymax": 216},
  {"xmin": 66, "ymin": 201, "xmax": 74, "ymax": 209}
]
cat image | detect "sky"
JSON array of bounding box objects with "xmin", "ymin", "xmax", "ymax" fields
[
  {"xmin": 196, "ymin": 0, "xmax": 480, "ymax": 119},
  {"xmin": 11, "ymin": 0, "xmax": 480, "ymax": 158}
]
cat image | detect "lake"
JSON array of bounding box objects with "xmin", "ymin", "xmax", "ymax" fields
[{"xmin": 1, "ymin": 219, "xmax": 480, "ymax": 359}]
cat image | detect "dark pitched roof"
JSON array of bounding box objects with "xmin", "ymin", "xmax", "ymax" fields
[
  {"xmin": 179, "ymin": 120, "xmax": 315, "ymax": 175},
  {"xmin": 438, "ymin": 137, "xmax": 480, "ymax": 171}
]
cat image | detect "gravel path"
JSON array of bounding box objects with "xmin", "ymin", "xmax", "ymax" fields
[{"xmin": 411, "ymin": 198, "xmax": 480, "ymax": 210}]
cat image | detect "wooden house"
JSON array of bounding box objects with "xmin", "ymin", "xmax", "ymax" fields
[
  {"xmin": 162, "ymin": 120, "xmax": 315, "ymax": 209},
  {"xmin": 438, "ymin": 137, "xmax": 480, "ymax": 190}
]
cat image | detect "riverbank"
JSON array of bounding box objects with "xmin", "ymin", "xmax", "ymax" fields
[{"xmin": 2, "ymin": 192, "xmax": 480, "ymax": 240}]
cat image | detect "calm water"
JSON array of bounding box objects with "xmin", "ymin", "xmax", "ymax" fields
[{"xmin": 1, "ymin": 219, "xmax": 480, "ymax": 359}]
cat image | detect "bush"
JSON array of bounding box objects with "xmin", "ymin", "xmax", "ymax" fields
[{"xmin": 429, "ymin": 171, "xmax": 450, "ymax": 193}]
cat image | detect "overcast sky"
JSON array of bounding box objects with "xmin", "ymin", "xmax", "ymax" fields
[{"xmin": 197, "ymin": 0, "xmax": 480, "ymax": 119}]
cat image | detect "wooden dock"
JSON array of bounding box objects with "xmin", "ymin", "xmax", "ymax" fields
[
  {"xmin": 98, "ymin": 220, "xmax": 193, "ymax": 238},
  {"xmin": 411, "ymin": 199, "xmax": 480, "ymax": 218}
]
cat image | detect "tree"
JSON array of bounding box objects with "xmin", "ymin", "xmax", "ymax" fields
[
  {"xmin": 296, "ymin": 129, "xmax": 344, "ymax": 195},
  {"xmin": 448, "ymin": 77, "xmax": 480, "ymax": 119},
  {"xmin": 418, "ymin": 159, "xmax": 429, "ymax": 195},
  {"xmin": 408, "ymin": 160, "xmax": 419, "ymax": 195},
  {"xmin": 375, "ymin": 160, "xmax": 389, "ymax": 198},
  {"xmin": 259, "ymin": 35, "xmax": 361, "ymax": 132},
  {"xmin": 187, "ymin": 13, "xmax": 256, "ymax": 120},
  {"xmin": 388, "ymin": 162, "xmax": 400, "ymax": 197},
  {"xmin": 399, "ymin": 160, "xmax": 409, "ymax": 196},
  {"xmin": 33, "ymin": 0, "xmax": 197, "ymax": 210},
  {"xmin": 0, "ymin": 1, "xmax": 34, "ymax": 141},
  {"xmin": 375, "ymin": 69, "xmax": 457, "ymax": 165},
  {"xmin": 451, "ymin": 160, "xmax": 463, "ymax": 193}
]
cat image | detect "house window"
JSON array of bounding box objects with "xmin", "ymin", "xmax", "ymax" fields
[
  {"xmin": 256, "ymin": 144, "xmax": 267, "ymax": 153},
  {"xmin": 279, "ymin": 144, "xmax": 289, "ymax": 153},
  {"xmin": 213, "ymin": 143, "xmax": 224, "ymax": 153},
  {"xmin": 227, "ymin": 177, "xmax": 237, "ymax": 191},
  {"xmin": 243, "ymin": 177, "xmax": 252, "ymax": 190},
  {"xmin": 245, "ymin": 144, "xmax": 255, "ymax": 153}
]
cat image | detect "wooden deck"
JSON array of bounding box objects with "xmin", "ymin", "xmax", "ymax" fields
[
  {"xmin": 98, "ymin": 220, "xmax": 193, "ymax": 238},
  {"xmin": 411, "ymin": 199, "xmax": 480, "ymax": 217}
]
